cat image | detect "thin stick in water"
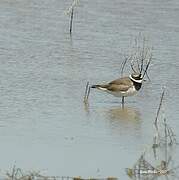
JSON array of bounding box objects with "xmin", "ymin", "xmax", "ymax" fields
[
  {"xmin": 84, "ymin": 82, "xmax": 90, "ymax": 102},
  {"xmin": 70, "ymin": 7, "xmax": 74, "ymax": 35},
  {"xmin": 164, "ymin": 118, "xmax": 168, "ymax": 168},
  {"xmin": 142, "ymin": 53, "xmax": 152, "ymax": 79},
  {"xmin": 154, "ymin": 88, "xmax": 165, "ymax": 126},
  {"xmin": 86, "ymin": 85, "xmax": 91, "ymax": 100}
]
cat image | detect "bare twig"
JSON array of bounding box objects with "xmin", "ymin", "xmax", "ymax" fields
[
  {"xmin": 83, "ymin": 82, "xmax": 91, "ymax": 103},
  {"xmin": 164, "ymin": 118, "xmax": 168, "ymax": 165},
  {"xmin": 65, "ymin": 0, "xmax": 80, "ymax": 35},
  {"xmin": 154, "ymin": 88, "xmax": 165, "ymax": 126},
  {"xmin": 122, "ymin": 35, "xmax": 152, "ymax": 80},
  {"xmin": 70, "ymin": 8, "xmax": 74, "ymax": 35},
  {"xmin": 120, "ymin": 54, "xmax": 133, "ymax": 76},
  {"xmin": 142, "ymin": 53, "xmax": 152, "ymax": 79}
]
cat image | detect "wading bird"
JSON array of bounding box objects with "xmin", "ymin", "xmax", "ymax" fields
[{"xmin": 91, "ymin": 58, "xmax": 151, "ymax": 107}]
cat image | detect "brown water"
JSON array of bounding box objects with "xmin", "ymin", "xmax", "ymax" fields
[{"xmin": 0, "ymin": 0, "xmax": 179, "ymax": 179}]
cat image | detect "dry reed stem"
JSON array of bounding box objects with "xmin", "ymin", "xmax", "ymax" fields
[
  {"xmin": 65, "ymin": 0, "xmax": 80, "ymax": 35},
  {"xmin": 70, "ymin": 8, "xmax": 74, "ymax": 35},
  {"xmin": 154, "ymin": 88, "xmax": 165, "ymax": 126},
  {"xmin": 83, "ymin": 82, "xmax": 90, "ymax": 103},
  {"xmin": 120, "ymin": 35, "xmax": 152, "ymax": 80}
]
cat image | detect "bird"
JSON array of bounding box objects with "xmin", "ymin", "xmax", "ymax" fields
[{"xmin": 91, "ymin": 73, "xmax": 143, "ymax": 107}]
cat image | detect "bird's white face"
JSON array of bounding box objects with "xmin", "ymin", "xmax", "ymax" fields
[{"xmin": 129, "ymin": 73, "xmax": 143, "ymax": 83}]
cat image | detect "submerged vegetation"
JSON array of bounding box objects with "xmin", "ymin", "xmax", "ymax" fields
[
  {"xmin": 1, "ymin": 165, "xmax": 118, "ymax": 180},
  {"xmin": 126, "ymin": 89, "xmax": 179, "ymax": 179}
]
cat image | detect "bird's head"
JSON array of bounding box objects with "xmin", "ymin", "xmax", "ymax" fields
[{"xmin": 129, "ymin": 73, "xmax": 143, "ymax": 83}]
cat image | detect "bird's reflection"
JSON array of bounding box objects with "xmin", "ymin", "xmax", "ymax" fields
[
  {"xmin": 108, "ymin": 106, "xmax": 141, "ymax": 122},
  {"xmin": 83, "ymin": 99, "xmax": 142, "ymax": 134},
  {"xmin": 106, "ymin": 106, "xmax": 142, "ymax": 134}
]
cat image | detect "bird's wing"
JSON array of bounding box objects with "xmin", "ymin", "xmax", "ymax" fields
[
  {"xmin": 107, "ymin": 83, "xmax": 131, "ymax": 92},
  {"xmin": 109, "ymin": 76, "xmax": 132, "ymax": 85},
  {"xmin": 107, "ymin": 77, "xmax": 133, "ymax": 92},
  {"xmin": 92, "ymin": 77, "xmax": 133, "ymax": 92}
]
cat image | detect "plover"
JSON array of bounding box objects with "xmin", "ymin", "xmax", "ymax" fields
[
  {"xmin": 91, "ymin": 54, "xmax": 151, "ymax": 107},
  {"xmin": 91, "ymin": 73, "xmax": 143, "ymax": 106}
]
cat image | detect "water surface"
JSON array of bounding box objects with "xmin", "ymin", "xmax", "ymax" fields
[{"xmin": 0, "ymin": 0, "xmax": 179, "ymax": 179}]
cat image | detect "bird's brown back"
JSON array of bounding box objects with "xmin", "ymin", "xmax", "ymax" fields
[
  {"xmin": 106, "ymin": 77, "xmax": 133, "ymax": 92},
  {"xmin": 109, "ymin": 76, "xmax": 133, "ymax": 86}
]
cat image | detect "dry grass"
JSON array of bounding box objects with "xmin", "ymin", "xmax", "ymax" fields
[
  {"xmin": 121, "ymin": 34, "xmax": 152, "ymax": 80},
  {"xmin": 126, "ymin": 89, "xmax": 179, "ymax": 179},
  {"xmin": 1, "ymin": 166, "xmax": 118, "ymax": 180}
]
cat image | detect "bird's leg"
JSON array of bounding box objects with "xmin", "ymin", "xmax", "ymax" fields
[{"xmin": 122, "ymin": 96, "xmax": 124, "ymax": 108}]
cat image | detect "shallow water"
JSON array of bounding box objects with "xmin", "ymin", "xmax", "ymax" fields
[{"xmin": 0, "ymin": 0, "xmax": 179, "ymax": 179}]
